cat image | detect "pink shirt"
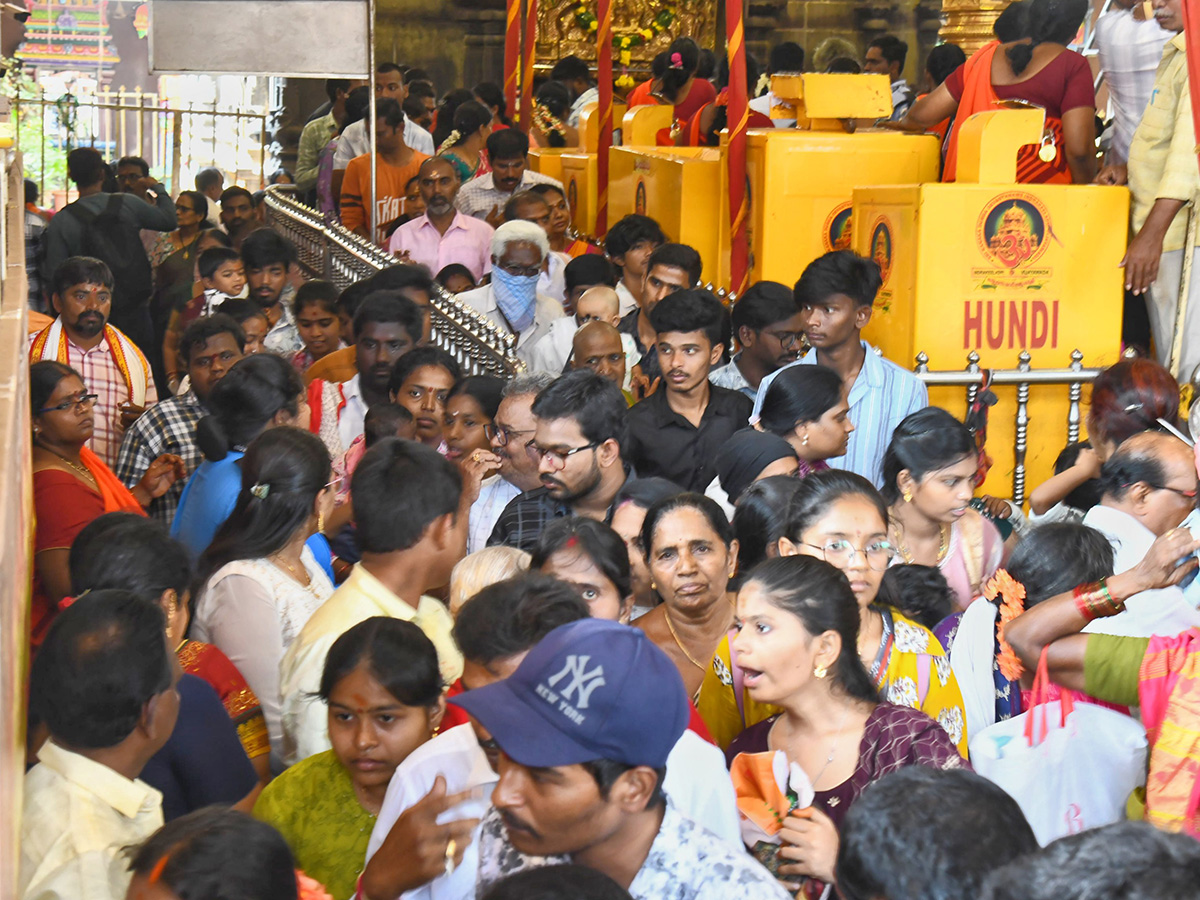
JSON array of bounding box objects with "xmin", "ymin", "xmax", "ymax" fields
[{"xmin": 387, "ymin": 211, "xmax": 494, "ymax": 282}]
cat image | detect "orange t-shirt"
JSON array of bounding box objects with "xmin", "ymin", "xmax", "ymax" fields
[{"xmin": 339, "ymin": 149, "xmax": 430, "ymax": 244}]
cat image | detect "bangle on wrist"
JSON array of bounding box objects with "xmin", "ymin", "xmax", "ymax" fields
[{"xmin": 1073, "ymin": 579, "xmax": 1124, "ymax": 622}]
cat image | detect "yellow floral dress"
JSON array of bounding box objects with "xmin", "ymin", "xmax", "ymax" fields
[{"xmin": 697, "ymin": 604, "xmax": 970, "ymax": 757}]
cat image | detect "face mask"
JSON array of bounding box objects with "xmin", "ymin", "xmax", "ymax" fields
[{"xmin": 491, "ymin": 265, "xmax": 540, "ymax": 334}]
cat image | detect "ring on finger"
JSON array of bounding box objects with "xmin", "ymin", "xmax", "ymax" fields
[{"xmin": 444, "ymin": 837, "xmax": 457, "ymax": 876}]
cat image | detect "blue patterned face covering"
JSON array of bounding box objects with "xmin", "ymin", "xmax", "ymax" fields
[{"xmin": 491, "ymin": 265, "xmax": 540, "ymax": 334}]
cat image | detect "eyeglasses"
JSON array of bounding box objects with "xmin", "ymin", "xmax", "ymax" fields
[
  {"xmin": 801, "ymin": 539, "xmax": 897, "ymax": 571},
  {"xmin": 525, "ymin": 440, "xmax": 599, "ymax": 470},
  {"xmin": 497, "ymin": 261, "xmax": 542, "ymax": 278},
  {"xmin": 764, "ymin": 329, "xmax": 805, "ymax": 349},
  {"xmin": 1152, "ymin": 483, "xmax": 1199, "ymax": 500},
  {"xmin": 38, "ymin": 392, "xmax": 98, "ymax": 415},
  {"xmin": 484, "ymin": 423, "xmax": 535, "ymax": 446}
]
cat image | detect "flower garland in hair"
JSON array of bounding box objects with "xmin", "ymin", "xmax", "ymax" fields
[
  {"xmin": 532, "ymin": 103, "xmax": 565, "ymax": 137},
  {"xmin": 437, "ymin": 129, "xmax": 462, "ymax": 155},
  {"xmin": 985, "ymin": 569, "xmax": 1027, "ymax": 681}
]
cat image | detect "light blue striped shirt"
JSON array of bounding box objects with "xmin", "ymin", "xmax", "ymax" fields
[{"xmin": 751, "ymin": 341, "xmax": 928, "ymax": 487}]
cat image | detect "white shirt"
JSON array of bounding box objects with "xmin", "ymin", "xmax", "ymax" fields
[
  {"xmin": 455, "ymin": 170, "xmax": 564, "ymax": 220},
  {"xmin": 1095, "ymin": 7, "xmax": 1173, "ymax": 164},
  {"xmin": 1081, "ymin": 504, "xmax": 1200, "ymax": 637},
  {"xmin": 20, "ymin": 742, "xmax": 163, "ymax": 900},
  {"xmin": 539, "ymin": 250, "xmax": 569, "ymax": 304},
  {"xmin": 568, "ymin": 86, "xmax": 600, "ymax": 127},
  {"xmin": 338, "ymin": 373, "xmax": 368, "ymax": 452},
  {"xmin": 525, "ymin": 316, "xmax": 641, "ymax": 390},
  {"xmin": 469, "ymin": 475, "xmax": 523, "ymax": 555},
  {"xmin": 455, "ymin": 283, "xmax": 564, "ymax": 366},
  {"xmin": 333, "ymin": 116, "xmax": 436, "ymax": 169},
  {"xmin": 364, "ymin": 724, "xmax": 742, "ymax": 900},
  {"xmin": 749, "ymin": 92, "xmax": 795, "ymax": 128},
  {"xmin": 615, "ymin": 280, "xmax": 640, "ymax": 317}
]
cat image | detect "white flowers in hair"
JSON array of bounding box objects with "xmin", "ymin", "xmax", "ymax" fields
[
  {"xmin": 250, "ymin": 483, "xmax": 271, "ymax": 500},
  {"xmin": 437, "ymin": 130, "xmax": 462, "ymax": 155}
]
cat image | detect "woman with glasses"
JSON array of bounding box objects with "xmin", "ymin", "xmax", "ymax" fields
[
  {"xmin": 193, "ymin": 427, "xmax": 336, "ymax": 762},
  {"xmin": 757, "ymin": 363, "xmax": 854, "ymax": 479},
  {"xmin": 883, "ymin": 407, "xmax": 1003, "ymax": 611},
  {"xmin": 727, "ymin": 556, "xmax": 966, "ymax": 894},
  {"xmin": 698, "ymin": 469, "xmax": 968, "ymax": 755},
  {"xmin": 29, "ymin": 360, "xmax": 183, "ymax": 646}
]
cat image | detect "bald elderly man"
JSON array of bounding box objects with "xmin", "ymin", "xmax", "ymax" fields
[{"xmin": 525, "ymin": 285, "xmax": 641, "ymax": 382}]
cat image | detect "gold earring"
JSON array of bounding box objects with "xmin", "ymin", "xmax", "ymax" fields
[
  {"xmin": 814, "ymin": 665, "xmax": 828, "ymax": 679},
  {"xmin": 902, "ymin": 489, "xmax": 913, "ymax": 503},
  {"xmin": 318, "ymin": 511, "xmax": 325, "ymax": 533}
]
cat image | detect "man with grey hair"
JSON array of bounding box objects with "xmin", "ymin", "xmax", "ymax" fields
[
  {"xmin": 461, "ymin": 370, "xmax": 557, "ymax": 553},
  {"xmin": 457, "ymin": 220, "xmax": 563, "ymax": 365},
  {"xmin": 194, "ymin": 167, "xmax": 224, "ymax": 227}
]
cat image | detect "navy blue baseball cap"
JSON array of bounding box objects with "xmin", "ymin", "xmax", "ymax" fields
[{"xmin": 449, "ymin": 618, "xmax": 689, "ymax": 769}]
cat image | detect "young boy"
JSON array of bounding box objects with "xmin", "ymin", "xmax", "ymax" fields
[
  {"xmin": 603, "ymin": 213, "xmax": 666, "ymax": 316},
  {"xmin": 625, "ymin": 288, "xmax": 752, "ymax": 491},
  {"xmin": 751, "ymin": 250, "xmax": 928, "ymax": 487},
  {"xmin": 198, "ymin": 247, "xmax": 247, "ymax": 317},
  {"xmin": 291, "ymin": 279, "xmax": 346, "ymax": 372}
]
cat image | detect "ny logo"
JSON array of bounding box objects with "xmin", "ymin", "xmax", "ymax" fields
[{"xmin": 545, "ymin": 654, "xmax": 606, "ymax": 709}]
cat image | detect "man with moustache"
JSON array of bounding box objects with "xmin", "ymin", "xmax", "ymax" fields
[
  {"xmin": 240, "ymin": 229, "xmax": 303, "ymax": 356},
  {"xmin": 29, "ymin": 257, "xmax": 158, "ymax": 468},
  {"xmin": 461, "ymin": 372, "xmax": 555, "ymax": 555},
  {"xmin": 489, "ymin": 370, "xmax": 632, "ymax": 552},
  {"xmin": 388, "ymin": 157, "xmax": 494, "ymax": 283},
  {"xmin": 218, "ymin": 186, "xmax": 256, "ymax": 249}
]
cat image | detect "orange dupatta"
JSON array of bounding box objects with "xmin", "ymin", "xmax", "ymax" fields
[
  {"xmin": 942, "ymin": 41, "xmax": 1001, "ymax": 182},
  {"xmin": 79, "ymin": 445, "xmax": 147, "ymax": 516},
  {"xmin": 1139, "ymin": 628, "xmax": 1200, "ymax": 838}
]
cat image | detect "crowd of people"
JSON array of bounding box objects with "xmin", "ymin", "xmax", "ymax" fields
[{"xmin": 16, "ymin": 0, "xmax": 1200, "ymax": 897}]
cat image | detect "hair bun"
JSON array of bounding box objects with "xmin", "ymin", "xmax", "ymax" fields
[{"xmin": 195, "ymin": 415, "xmax": 232, "ymax": 462}]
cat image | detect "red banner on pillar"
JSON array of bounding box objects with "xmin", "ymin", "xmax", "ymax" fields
[
  {"xmin": 725, "ymin": 0, "xmax": 750, "ymax": 295},
  {"xmin": 595, "ymin": 0, "xmax": 613, "ymax": 236},
  {"xmin": 504, "ymin": 0, "xmax": 520, "ymax": 119},
  {"xmin": 519, "ymin": 0, "xmax": 538, "ymax": 132}
]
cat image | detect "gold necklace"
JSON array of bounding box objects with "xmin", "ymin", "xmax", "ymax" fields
[
  {"xmin": 664, "ymin": 608, "xmax": 710, "ymax": 671},
  {"xmin": 39, "ymin": 444, "xmax": 97, "ymax": 485},
  {"xmin": 271, "ymin": 554, "xmax": 312, "ymax": 588},
  {"xmin": 893, "ymin": 520, "xmax": 950, "ymax": 565}
]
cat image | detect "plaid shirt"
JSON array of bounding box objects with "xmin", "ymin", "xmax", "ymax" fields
[
  {"xmin": 487, "ymin": 466, "xmax": 631, "ymax": 551},
  {"xmin": 114, "ymin": 391, "xmax": 205, "ymax": 526},
  {"xmin": 32, "ymin": 329, "xmax": 160, "ymax": 469}
]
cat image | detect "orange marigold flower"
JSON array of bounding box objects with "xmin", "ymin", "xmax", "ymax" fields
[{"xmin": 985, "ymin": 569, "xmax": 1027, "ymax": 682}]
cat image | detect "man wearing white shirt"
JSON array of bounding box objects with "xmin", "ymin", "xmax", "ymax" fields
[
  {"xmin": 456, "ymin": 221, "xmax": 563, "ymax": 367},
  {"xmin": 1081, "ymin": 431, "xmax": 1200, "ymax": 638},
  {"xmin": 456, "ymin": 129, "xmax": 563, "ymax": 225},
  {"xmin": 552, "ymin": 55, "xmax": 599, "ymax": 127},
  {"xmin": 1095, "ymin": 0, "xmax": 1173, "ymax": 166},
  {"xmin": 604, "ymin": 214, "xmax": 666, "ymax": 318},
  {"xmin": 360, "ymin": 575, "xmax": 743, "ymax": 900},
  {"xmin": 748, "ymin": 42, "xmax": 805, "ymax": 128}
]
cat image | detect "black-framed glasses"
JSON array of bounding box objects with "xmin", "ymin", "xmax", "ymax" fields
[
  {"xmin": 38, "ymin": 392, "xmax": 98, "ymax": 415},
  {"xmin": 801, "ymin": 539, "xmax": 896, "ymax": 571},
  {"xmin": 525, "ymin": 440, "xmax": 599, "ymax": 470},
  {"xmin": 484, "ymin": 423, "xmax": 536, "ymax": 446},
  {"xmin": 764, "ymin": 329, "xmax": 804, "ymax": 349}
]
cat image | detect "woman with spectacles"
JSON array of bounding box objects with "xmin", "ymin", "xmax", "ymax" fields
[
  {"xmin": 757, "ymin": 363, "xmax": 854, "ymax": 479},
  {"xmin": 698, "ymin": 469, "xmax": 968, "ymax": 756},
  {"xmin": 727, "ymin": 556, "xmax": 967, "ymax": 894},
  {"xmin": 29, "ymin": 360, "xmax": 184, "ymax": 646},
  {"xmin": 883, "ymin": 407, "xmax": 1004, "ymax": 611}
]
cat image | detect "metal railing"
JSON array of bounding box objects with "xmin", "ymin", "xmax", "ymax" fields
[
  {"xmin": 914, "ymin": 348, "xmax": 1101, "ymax": 506},
  {"xmin": 12, "ymin": 86, "xmax": 270, "ymax": 200},
  {"xmin": 262, "ymin": 188, "xmax": 524, "ymax": 379}
]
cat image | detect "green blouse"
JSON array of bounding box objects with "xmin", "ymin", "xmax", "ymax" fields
[
  {"xmin": 1083, "ymin": 633, "xmax": 1151, "ymax": 707},
  {"xmin": 253, "ymin": 749, "xmax": 375, "ymax": 899}
]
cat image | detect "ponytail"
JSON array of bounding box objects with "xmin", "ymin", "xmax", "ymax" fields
[{"xmin": 1005, "ymin": 0, "xmax": 1089, "ymax": 76}]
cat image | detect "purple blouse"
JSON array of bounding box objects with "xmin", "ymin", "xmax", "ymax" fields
[{"xmin": 726, "ymin": 702, "xmax": 969, "ymax": 829}]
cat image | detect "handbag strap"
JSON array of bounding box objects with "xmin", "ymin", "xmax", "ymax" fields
[{"xmin": 1025, "ymin": 647, "xmax": 1074, "ymax": 746}]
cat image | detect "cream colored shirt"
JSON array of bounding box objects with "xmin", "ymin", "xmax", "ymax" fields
[
  {"xmin": 1128, "ymin": 33, "xmax": 1200, "ymax": 251},
  {"xmin": 278, "ymin": 563, "xmax": 464, "ymax": 765},
  {"xmin": 20, "ymin": 741, "xmax": 163, "ymax": 900}
]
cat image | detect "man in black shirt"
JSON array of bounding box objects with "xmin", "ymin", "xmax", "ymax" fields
[
  {"xmin": 625, "ymin": 289, "xmax": 752, "ymax": 491},
  {"xmin": 488, "ymin": 370, "xmax": 632, "ymax": 550},
  {"xmin": 618, "ymin": 242, "xmax": 702, "ymax": 396}
]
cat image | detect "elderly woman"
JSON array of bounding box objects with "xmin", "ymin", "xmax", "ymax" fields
[{"xmin": 456, "ymin": 220, "xmax": 563, "ymax": 366}]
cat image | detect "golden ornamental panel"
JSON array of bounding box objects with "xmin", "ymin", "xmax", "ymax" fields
[{"xmin": 534, "ymin": 0, "xmax": 718, "ymax": 67}]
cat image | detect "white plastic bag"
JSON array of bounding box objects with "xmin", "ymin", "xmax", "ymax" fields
[{"xmin": 969, "ymin": 650, "xmax": 1148, "ymax": 845}]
